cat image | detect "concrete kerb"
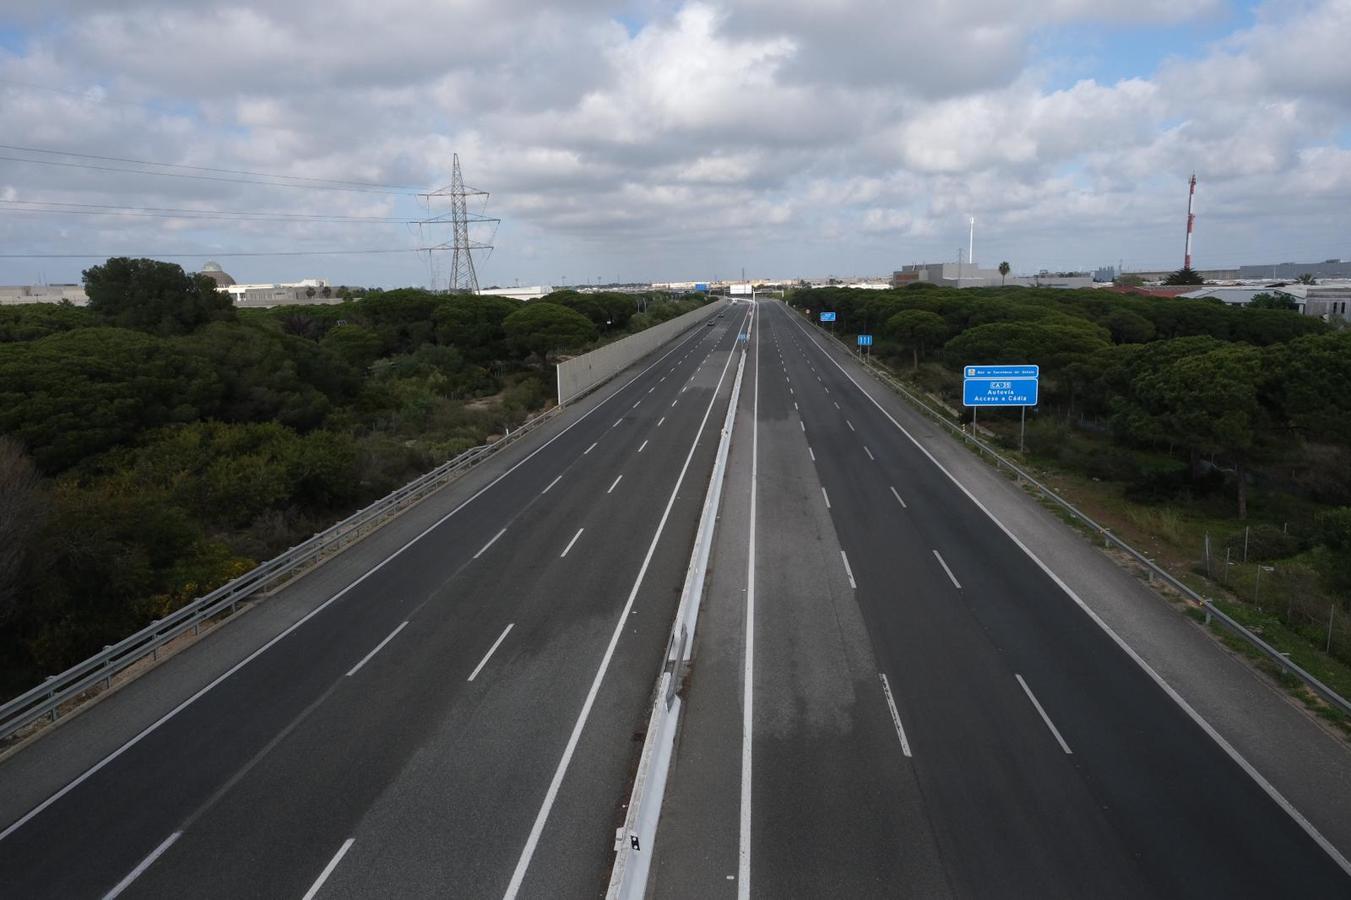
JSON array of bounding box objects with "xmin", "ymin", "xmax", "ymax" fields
[{"xmin": 607, "ymin": 341, "xmax": 748, "ymax": 900}]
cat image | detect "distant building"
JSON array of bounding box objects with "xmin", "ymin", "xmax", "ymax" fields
[
  {"xmin": 895, "ymin": 261, "xmax": 1006, "ymax": 288},
  {"xmin": 220, "ymin": 278, "xmax": 338, "ymax": 308},
  {"xmin": 1093, "ymin": 266, "xmax": 1116, "ymax": 283},
  {"xmin": 478, "ymin": 285, "xmax": 554, "ymax": 301},
  {"xmin": 0, "ymin": 284, "xmax": 88, "ymax": 306},
  {"xmin": 1237, "ymin": 259, "xmax": 1351, "ymax": 280},
  {"xmin": 197, "ymin": 261, "xmax": 236, "ymax": 287},
  {"xmin": 1178, "ymin": 286, "xmax": 1303, "ymax": 308}
]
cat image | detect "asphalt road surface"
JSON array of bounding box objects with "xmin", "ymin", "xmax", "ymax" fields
[
  {"xmin": 0, "ymin": 305, "xmax": 750, "ymax": 899},
  {"xmin": 653, "ymin": 299, "xmax": 1350, "ymax": 898}
]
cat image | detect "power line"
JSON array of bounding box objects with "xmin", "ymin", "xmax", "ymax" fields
[
  {"xmin": 0, "ymin": 143, "xmax": 423, "ymax": 191},
  {"xmin": 0, "ymin": 154, "xmax": 421, "ymax": 196},
  {"xmin": 0, "ymin": 199, "xmax": 424, "ymax": 224},
  {"xmin": 0, "ymin": 248, "xmax": 427, "ymax": 259}
]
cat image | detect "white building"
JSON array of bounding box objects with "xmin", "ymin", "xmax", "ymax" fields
[
  {"xmin": 478, "ymin": 285, "xmax": 554, "ymax": 301},
  {"xmin": 0, "ymin": 284, "xmax": 88, "ymax": 306}
]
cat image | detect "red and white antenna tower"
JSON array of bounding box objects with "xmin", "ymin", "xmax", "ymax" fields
[{"xmin": 1184, "ymin": 173, "xmax": 1197, "ymax": 270}]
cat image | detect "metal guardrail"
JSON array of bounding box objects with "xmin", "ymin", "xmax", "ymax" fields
[
  {"xmin": 801, "ymin": 313, "xmax": 1351, "ymax": 718},
  {"xmin": 0, "ymin": 405, "xmax": 565, "ymax": 743}
]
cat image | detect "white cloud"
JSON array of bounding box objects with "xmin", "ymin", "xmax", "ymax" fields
[{"xmin": 0, "ymin": 0, "xmax": 1347, "ymax": 285}]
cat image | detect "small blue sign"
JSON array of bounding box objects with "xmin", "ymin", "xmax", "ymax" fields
[
  {"xmin": 739, "ymin": 332, "xmax": 749, "ymax": 343},
  {"xmin": 857, "ymin": 334, "xmax": 873, "ymax": 346},
  {"xmin": 819, "ymin": 311, "xmax": 836, "ymax": 322},
  {"xmin": 963, "ymin": 364, "xmax": 1039, "ymax": 406}
]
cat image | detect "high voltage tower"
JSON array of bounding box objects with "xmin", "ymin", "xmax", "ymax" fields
[{"xmin": 418, "ymin": 153, "xmax": 498, "ymax": 294}]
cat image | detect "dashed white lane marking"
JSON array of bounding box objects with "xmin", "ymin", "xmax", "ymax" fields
[
  {"xmin": 560, "ymin": 527, "xmax": 585, "ymax": 558},
  {"xmin": 658, "ymin": 416, "xmax": 666, "ymax": 427},
  {"xmin": 474, "ymin": 527, "xmax": 508, "ymax": 558},
  {"xmin": 932, "ymin": 550, "xmax": 962, "ymax": 589},
  {"xmin": 821, "ymin": 486, "xmax": 831, "ymax": 509},
  {"xmin": 583, "ymin": 442, "xmax": 597, "ymax": 455},
  {"xmin": 638, "ymin": 439, "xmax": 649, "ymax": 453},
  {"xmin": 346, "ymin": 621, "xmax": 409, "ymax": 678},
  {"xmin": 846, "ymin": 420, "xmax": 855, "ymax": 432},
  {"xmin": 1016, "ymin": 674, "xmax": 1073, "ymax": 755},
  {"xmin": 840, "ymin": 550, "xmax": 857, "ymax": 589},
  {"xmin": 879, "ymin": 674, "xmax": 913, "ymax": 758},
  {"xmin": 799, "ymin": 421, "xmax": 805, "ymax": 432},
  {"xmin": 301, "ymin": 838, "xmax": 356, "ymax": 900},
  {"xmin": 103, "ymin": 831, "xmax": 182, "ymax": 900},
  {"xmin": 607, "ymin": 474, "xmax": 623, "ymax": 494},
  {"xmin": 468, "ymin": 623, "xmax": 515, "ymax": 682},
  {"xmin": 890, "ymin": 485, "xmax": 907, "ymax": 508},
  {"xmin": 612, "ymin": 418, "xmax": 623, "ymax": 428},
  {"xmin": 864, "ymin": 446, "xmax": 875, "ymax": 461},
  {"xmin": 542, "ymin": 475, "xmax": 563, "ymax": 494},
  {"xmin": 808, "ymin": 446, "xmax": 815, "ymax": 461}
]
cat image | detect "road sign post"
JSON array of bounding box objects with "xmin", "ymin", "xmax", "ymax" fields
[
  {"xmin": 962, "ymin": 364, "xmax": 1039, "ymax": 447},
  {"xmin": 856, "ymin": 334, "xmax": 872, "ymax": 359}
]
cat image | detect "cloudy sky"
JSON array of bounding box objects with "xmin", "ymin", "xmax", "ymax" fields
[{"xmin": 1, "ymin": 0, "xmax": 1348, "ymax": 287}]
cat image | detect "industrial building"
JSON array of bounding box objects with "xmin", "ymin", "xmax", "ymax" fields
[{"xmin": 0, "ymin": 284, "xmax": 87, "ymax": 306}]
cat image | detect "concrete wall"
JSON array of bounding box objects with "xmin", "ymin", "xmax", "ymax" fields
[{"xmin": 557, "ymin": 300, "xmax": 726, "ymax": 404}]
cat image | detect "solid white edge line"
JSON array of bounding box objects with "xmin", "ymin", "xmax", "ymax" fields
[
  {"xmin": 931, "ymin": 550, "xmax": 961, "ymax": 590},
  {"xmin": 474, "ymin": 527, "xmax": 508, "ymax": 558},
  {"xmin": 504, "ymin": 304, "xmax": 752, "ymax": 900},
  {"xmin": 102, "ymin": 830, "xmax": 181, "ymax": 900},
  {"xmin": 560, "ymin": 527, "xmax": 585, "ymax": 558},
  {"xmin": 840, "ymin": 550, "xmax": 857, "ymax": 589},
  {"xmin": 345, "ymin": 621, "xmax": 409, "ymax": 678},
  {"xmin": 607, "ymin": 474, "xmax": 623, "ymax": 494},
  {"xmin": 1016, "ymin": 674, "xmax": 1073, "ymax": 755},
  {"xmin": 301, "ymin": 837, "xmax": 356, "ymax": 900},
  {"xmin": 878, "ymin": 674, "xmax": 913, "ymax": 758},
  {"xmin": 821, "ymin": 486, "xmax": 831, "ymax": 509},
  {"xmin": 777, "ymin": 300, "xmax": 1351, "ymax": 878},
  {"xmin": 0, "ymin": 316, "xmax": 715, "ymax": 845},
  {"xmin": 739, "ymin": 299, "xmax": 759, "ymax": 900},
  {"xmin": 467, "ymin": 623, "xmax": 515, "ymax": 682},
  {"xmin": 890, "ymin": 485, "xmax": 908, "ymax": 508}
]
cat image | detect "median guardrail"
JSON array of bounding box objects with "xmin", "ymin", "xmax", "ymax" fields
[
  {"xmin": 0, "ymin": 405, "xmax": 565, "ymax": 744},
  {"xmin": 798, "ymin": 309, "xmax": 1351, "ymax": 718}
]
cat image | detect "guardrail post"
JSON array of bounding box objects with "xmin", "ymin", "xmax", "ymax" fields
[{"xmin": 1103, "ymin": 529, "xmax": 1111, "ymax": 549}]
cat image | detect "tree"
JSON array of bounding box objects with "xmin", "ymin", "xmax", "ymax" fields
[
  {"xmin": 321, "ymin": 324, "xmax": 384, "ymax": 370},
  {"xmin": 886, "ymin": 309, "xmax": 947, "ymax": 369},
  {"xmin": 0, "ymin": 437, "xmax": 42, "ymax": 625},
  {"xmin": 1248, "ymin": 292, "xmax": 1298, "ymax": 311},
  {"xmin": 998, "ymin": 261, "xmax": 1011, "ymax": 286},
  {"xmin": 1296, "ymin": 273, "xmax": 1318, "ymax": 285},
  {"xmin": 84, "ymin": 257, "xmax": 235, "ymax": 335},
  {"xmin": 503, "ymin": 303, "xmax": 597, "ymax": 360},
  {"xmin": 1163, "ymin": 266, "xmax": 1205, "ymax": 286}
]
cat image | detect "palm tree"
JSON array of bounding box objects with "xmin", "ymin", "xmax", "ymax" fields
[{"xmin": 998, "ymin": 261, "xmax": 1011, "ymax": 286}]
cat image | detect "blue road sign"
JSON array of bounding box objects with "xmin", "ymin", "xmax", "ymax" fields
[
  {"xmin": 857, "ymin": 334, "xmax": 873, "ymax": 346},
  {"xmin": 819, "ymin": 311, "xmax": 836, "ymax": 322},
  {"xmin": 963, "ymin": 364, "xmax": 1039, "ymax": 406}
]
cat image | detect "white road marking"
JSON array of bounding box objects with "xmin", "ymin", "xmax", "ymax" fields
[
  {"xmin": 474, "ymin": 527, "xmax": 508, "ymax": 559},
  {"xmin": 930, "ymin": 549, "xmax": 961, "ymax": 589},
  {"xmin": 879, "ymin": 675, "xmax": 913, "ymax": 758},
  {"xmin": 633, "ymin": 400, "xmax": 642, "ymax": 408},
  {"xmin": 890, "ymin": 485, "xmax": 907, "ymax": 508},
  {"xmin": 607, "ymin": 474, "xmax": 623, "ymax": 494},
  {"xmin": 302, "ymin": 838, "xmax": 356, "ymax": 900},
  {"xmin": 1016, "ymin": 674, "xmax": 1073, "ymax": 755},
  {"xmin": 672, "ymin": 400, "xmax": 678, "ymax": 407},
  {"xmin": 468, "ymin": 623, "xmax": 515, "ymax": 682},
  {"xmin": 793, "ymin": 401, "xmax": 798, "ymax": 410},
  {"xmin": 648, "ymin": 386, "xmax": 655, "ymax": 393},
  {"xmin": 505, "ymin": 304, "xmax": 753, "ymax": 900},
  {"xmin": 834, "ymin": 401, "xmax": 840, "ymax": 409},
  {"xmin": 864, "ymin": 446, "xmax": 875, "ymax": 461},
  {"xmin": 613, "ymin": 418, "xmax": 623, "ymax": 428},
  {"xmin": 638, "ymin": 439, "xmax": 649, "ymax": 453},
  {"xmin": 808, "ymin": 446, "xmax": 815, "ymax": 461},
  {"xmin": 821, "ymin": 486, "xmax": 831, "ymax": 509},
  {"xmin": 840, "ymin": 550, "xmax": 857, "ymax": 589},
  {"xmin": 542, "ymin": 475, "xmax": 564, "ymax": 495},
  {"xmin": 657, "ymin": 416, "xmax": 666, "ymax": 427},
  {"xmin": 846, "ymin": 419, "xmax": 855, "ymax": 431},
  {"xmin": 560, "ymin": 527, "xmax": 585, "ymax": 557},
  {"xmin": 346, "ymin": 621, "xmax": 409, "ymax": 677},
  {"xmin": 103, "ymin": 831, "xmax": 181, "ymax": 900},
  {"xmin": 739, "ymin": 299, "xmax": 759, "ymax": 900},
  {"xmin": 0, "ymin": 313, "xmax": 716, "ymax": 847},
  {"xmin": 583, "ymin": 442, "xmax": 597, "ymax": 455},
  {"xmin": 799, "ymin": 420, "xmax": 805, "ymax": 432}
]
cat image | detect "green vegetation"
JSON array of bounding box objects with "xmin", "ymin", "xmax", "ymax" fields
[
  {"xmin": 788, "ymin": 284, "xmax": 1351, "ymax": 695},
  {"xmin": 0, "ymin": 259, "xmax": 709, "ymax": 697}
]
